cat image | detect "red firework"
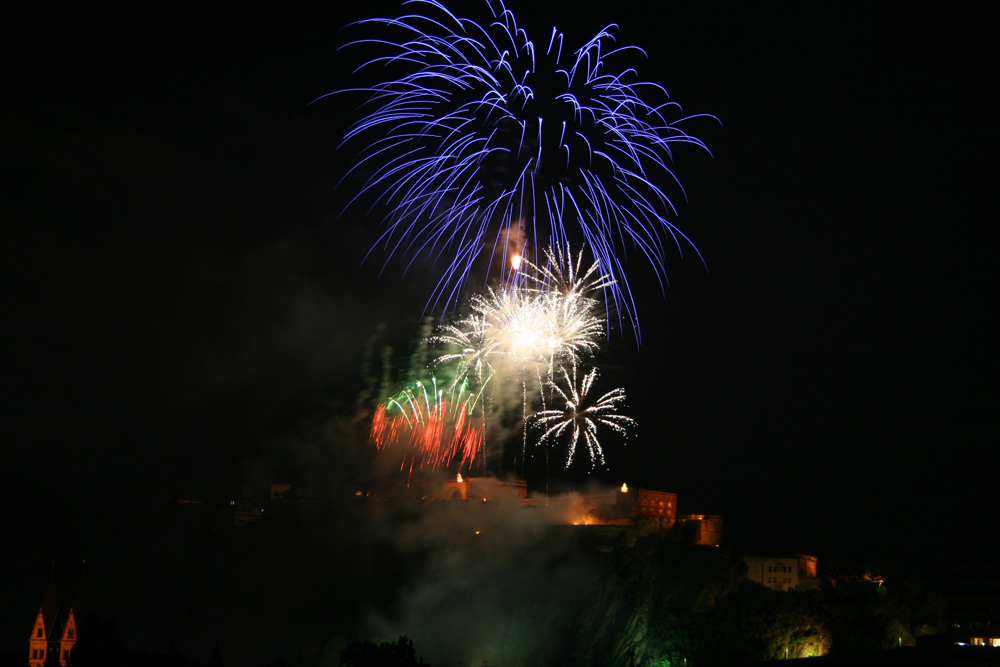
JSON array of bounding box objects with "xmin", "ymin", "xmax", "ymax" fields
[{"xmin": 371, "ymin": 387, "xmax": 483, "ymax": 473}]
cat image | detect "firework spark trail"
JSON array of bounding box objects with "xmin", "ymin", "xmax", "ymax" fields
[
  {"xmin": 374, "ymin": 246, "xmax": 635, "ymax": 472},
  {"xmin": 430, "ymin": 245, "xmax": 607, "ymax": 389},
  {"xmin": 531, "ymin": 365, "xmax": 636, "ymax": 468},
  {"xmin": 321, "ymin": 0, "xmax": 716, "ymax": 337},
  {"xmin": 371, "ymin": 378, "xmax": 485, "ymax": 472}
]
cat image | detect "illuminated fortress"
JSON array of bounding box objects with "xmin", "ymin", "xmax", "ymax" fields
[{"xmin": 433, "ymin": 475, "xmax": 722, "ymax": 547}]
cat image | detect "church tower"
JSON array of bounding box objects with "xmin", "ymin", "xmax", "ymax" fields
[
  {"xmin": 28, "ymin": 566, "xmax": 60, "ymax": 667},
  {"xmin": 29, "ymin": 563, "xmax": 81, "ymax": 667},
  {"xmin": 58, "ymin": 607, "xmax": 79, "ymax": 665}
]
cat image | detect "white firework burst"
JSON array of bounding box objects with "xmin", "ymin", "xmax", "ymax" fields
[
  {"xmin": 431, "ymin": 245, "xmax": 609, "ymax": 387},
  {"xmin": 531, "ymin": 366, "xmax": 635, "ymax": 467}
]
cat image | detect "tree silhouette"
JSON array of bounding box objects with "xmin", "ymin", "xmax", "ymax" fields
[{"xmin": 339, "ymin": 636, "xmax": 427, "ymax": 667}]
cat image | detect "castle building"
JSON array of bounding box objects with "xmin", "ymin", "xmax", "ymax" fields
[
  {"xmin": 677, "ymin": 514, "xmax": 724, "ymax": 547},
  {"xmin": 29, "ymin": 565, "xmax": 84, "ymax": 667},
  {"xmin": 440, "ymin": 475, "xmax": 528, "ymax": 501},
  {"xmin": 548, "ymin": 484, "xmax": 723, "ymax": 545},
  {"xmin": 625, "ymin": 487, "xmax": 678, "ymax": 526},
  {"xmin": 398, "ymin": 477, "xmax": 722, "ymax": 545},
  {"xmin": 744, "ymin": 554, "xmax": 820, "ymax": 591}
]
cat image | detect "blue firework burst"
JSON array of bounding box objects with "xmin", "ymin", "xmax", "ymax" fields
[{"xmin": 318, "ymin": 0, "xmax": 716, "ymax": 338}]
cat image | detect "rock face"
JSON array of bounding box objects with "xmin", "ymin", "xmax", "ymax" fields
[{"xmin": 565, "ymin": 534, "xmax": 747, "ymax": 667}]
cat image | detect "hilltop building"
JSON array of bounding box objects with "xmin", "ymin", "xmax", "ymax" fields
[
  {"xmin": 619, "ymin": 486, "xmax": 678, "ymax": 528},
  {"xmin": 744, "ymin": 554, "xmax": 820, "ymax": 591},
  {"xmin": 556, "ymin": 483, "xmax": 722, "ymax": 544},
  {"xmin": 429, "ymin": 477, "xmax": 721, "ymax": 545},
  {"xmin": 193, "ymin": 476, "xmax": 722, "ymax": 545},
  {"xmin": 440, "ymin": 474, "xmax": 528, "ymax": 502},
  {"xmin": 678, "ymin": 514, "xmax": 724, "ymax": 548}
]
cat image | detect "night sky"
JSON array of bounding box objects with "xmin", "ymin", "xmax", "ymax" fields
[{"xmin": 4, "ymin": 1, "xmax": 995, "ymax": 659}]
